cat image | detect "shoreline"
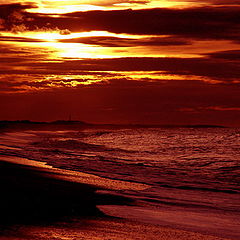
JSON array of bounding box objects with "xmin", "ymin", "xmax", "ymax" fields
[
  {"xmin": 0, "ymin": 156, "xmax": 146, "ymax": 226},
  {"xmin": 0, "ymin": 158, "xmax": 235, "ymax": 240},
  {"xmin": 1, "ymin": 216, "xmax": 232, "ymax": 240},
  {"xmin": 0, "ymin": 160, "xmax": 102, "ymax": 225}
]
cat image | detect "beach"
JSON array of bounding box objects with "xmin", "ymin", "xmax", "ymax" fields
[{"xmin": 0, "ymin": 156, "xmax": 236, "ymax": 240}]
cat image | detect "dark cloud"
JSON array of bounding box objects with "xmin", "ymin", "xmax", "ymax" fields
[
  {"xmin": 0, "ymin": 46, "xmax": 30, "ymax": 54},
  {"xmin": 176, "ymin": 0, "xmax": 240, "ymax": 5},
  {"xmin": 26, "ymin": 7, "xmax": 240, "ymax": 42},
  {"xmin": 1, "ymin": 4, "xmax": 240, "ymax": 42},
  {"xmin": 0, "ymin": 36, "xmax": 44, "ymax": 42},
  {"xmin": 28, "ymin": 57, "xmax": 239, "ymax": 82},
  {"xmin": 0, "ymin": 3, "xmax": 36, "ymax": 31},
  {"xmin": 60, "ymin": 36, "xmax": 190, "ymax": 47},
  {"xmin": 180, "ymin": 106, "xmax": 240, "ymax": 113},
  {"xmin": 0, "ymin": 54, "xmax": 239, "ymax": 82},
  {"xmin": 205, "ymin": 0, "xmax": 240, "ymax": 6},
  {"xmin": 0, "ymin": 3, "xmax": 34, "ymax": 17},
  {"xmin": 207, "ymin": 50, "xmax": 240, "ymax": 61}
]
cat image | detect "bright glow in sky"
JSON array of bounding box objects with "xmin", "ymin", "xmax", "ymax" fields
[
  {"xmin": 3, "ymin": 31, "xmax": 146, "ymax": 41},
  {"xmin": 21, "ymin": 0, "xmax": 205, "ymax": 14}
]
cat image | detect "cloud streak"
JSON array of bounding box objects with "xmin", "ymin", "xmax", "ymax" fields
[{"xmin": 59, "ymin": 36, "xmax": 191, "ymax": 47}]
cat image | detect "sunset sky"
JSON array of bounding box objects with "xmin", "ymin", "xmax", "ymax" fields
[{"xmin": 0, "ymin": 0, "xmax": 240, "ymax": 126}]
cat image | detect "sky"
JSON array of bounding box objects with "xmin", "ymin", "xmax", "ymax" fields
[{"xmin": 0, "ymin": 0, "xmax": 240, "ymax": 126}]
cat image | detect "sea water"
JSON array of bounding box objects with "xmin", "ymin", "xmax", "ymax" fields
[{"xmin": 0, "ymin": 127, "xmax": 239, "ymax": 239}]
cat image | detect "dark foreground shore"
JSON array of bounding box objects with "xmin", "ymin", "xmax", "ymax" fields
[
  {"xmin": 0, "ymin": 159, "xmax": 232, "ymax": 240},
  {"xmin": 0, "ymin": 161, "xmax": 104, "ymax": 225}
]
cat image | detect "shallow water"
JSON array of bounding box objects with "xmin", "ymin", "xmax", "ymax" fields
[{"xmin": 0, "ymin": 127, "xmax": 240, "ymax": 239}]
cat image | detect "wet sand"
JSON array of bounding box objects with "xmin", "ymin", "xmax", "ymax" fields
[
  {"xmin": 0, "ymin": 158, "xmax": 233, "ymax": 240},
  {"xmin": 1, "ymin": 217, "xmax": 232, "ymax": 240}
]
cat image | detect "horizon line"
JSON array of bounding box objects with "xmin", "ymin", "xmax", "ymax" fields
[{"xmin": 0, "ymin": 120, "xmax": 231, "ymax": 128}]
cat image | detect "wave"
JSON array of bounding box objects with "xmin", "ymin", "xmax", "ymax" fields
[
  {"xmin": 156, "ymin": 183, "xmax": 240, "ymax": 194},
  {"xmin": 31, "ymin": 139, "xmax": 104, "ymax": 151}
]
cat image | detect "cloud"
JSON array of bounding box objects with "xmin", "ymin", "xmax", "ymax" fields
[
  {"xmin": 1, "ymin": 4, "xmax": 240, "ymax": 42},
  {"xmin": 207, "ymin": 106, "xmax": 240, "ymax": 111},
  {"xmin": 0, "ymin": 18, "xmax": 5, "ymax": 29},
  {"xmin": 0, "ymin": 53, "xmax": 239, "ymax": 83},
  {"xmin": 205, "ymin": 0, "xmax": 240, "ymax": 6},
  {"xmin": 180, "ymin": 105, "xmax": 240, "ymax": 113},
  {"xmin": 59, "ymin": 36, "xmax": 190, "ymax": 47},
  {"xmin": 86, "ymin": 0, "xmax": 150, "ymax": 7},
  {"xmin": 207, "ymin": 50, "xmax": 240, "ymax": 61},
  {"xmin": 43, "ymin": 7, "xmax": 240, "ymax": 42},
  {"xmin": 0, "ymin": 36, "xmax": 44, "ymax": 42},
  {"xmin": 0, "ymin": 3, "xmax": 35, "ymax": 31},
  {"xmin": 29, "ymin": 57, "xmax": 240, "ymax": 82}
]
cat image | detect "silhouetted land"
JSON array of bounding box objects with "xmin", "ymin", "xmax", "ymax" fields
[{"xmin": 0, "ymin": 120, "xmax": 227, "ymax": 132}]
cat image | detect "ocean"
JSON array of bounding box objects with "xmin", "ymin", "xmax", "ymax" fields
[{"xmin": 0, "ymin": 127, "xmax": 239, "ymax": 239}]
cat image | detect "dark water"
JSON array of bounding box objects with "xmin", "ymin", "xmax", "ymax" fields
[{"xmin": 0, "ymin": 127, "xmax": 240, "ymax": 239}]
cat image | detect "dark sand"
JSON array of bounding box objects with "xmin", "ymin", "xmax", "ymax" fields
[{"xmin": 0, "ymin": 159, "xmax": 232, "ymax": 240}]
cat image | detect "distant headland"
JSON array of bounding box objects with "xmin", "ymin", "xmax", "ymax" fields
[{"xmin": 0, "ymin": 120, "xmax": 228, "ymax": 131}]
